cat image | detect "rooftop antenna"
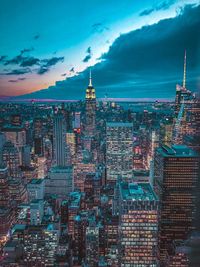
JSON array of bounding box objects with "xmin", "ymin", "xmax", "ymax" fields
[
  {"xmin": 89, "ymin": 68, "xmax": 92, "ymax": 87},
  {"xmin": 183, "ymin": 50, "xmax": 187, "ymax": 88}
]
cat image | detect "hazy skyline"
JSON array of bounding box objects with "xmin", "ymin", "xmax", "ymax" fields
[{"xmin": 0, "ymin": 0, "xmax": 199, "ymax": 99}]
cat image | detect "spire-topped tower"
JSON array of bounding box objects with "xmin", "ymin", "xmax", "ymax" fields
[
  {"xmin": 86, "ymin": 68, "xmax": 96, "ymax": 100},
  {"xmin": 183, "ymin": 50, "xmax": 187, "ymax": 89},
  {"xmin": 85, "ymin": 68, "xmax": 96, "ymax": 137}
]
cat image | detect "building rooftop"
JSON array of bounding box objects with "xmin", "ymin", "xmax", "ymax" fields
[
  {"xmin": 157, "ymin": 145, "xmax": 199, "ymax": 157},
  {"xmin": 120, "ymin": 182, "xmax": 158, "ymax": 201},
  {"xmin": 106, "ymin": 122, "xmax": 133, "ymax": 127},
  {"xmin": 29, "ymin": 178, "xmax": 44, "ymax": 185}
]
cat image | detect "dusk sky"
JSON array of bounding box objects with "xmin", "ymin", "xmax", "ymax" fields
[{"xmin": 0, "ymin": 0, "xmax": 200, "ymax": 99}]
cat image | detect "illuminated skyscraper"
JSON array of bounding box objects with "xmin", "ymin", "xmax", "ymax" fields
[
  {"xmin": 106, "ymin": 122, "xmax": 133, "ymax": 185},
  {"xmin": 154, "ymin": 145, "xmax": 200, "ymax": 262},
  {"xmin": 53, "ymin": 112, "xmax": 67, "ymax": 167},
  {"xmin": 2, "ymin": 141, "xmax": 20, "ymax": 178},
  {"xmin": 119, "ymin": 182, "xmax": 159, "ymax": 266},
  {"xmin": 86, "ymin": 224, "xmax": 99, "ymax": 267},
  {"xmin": 85, "ymin": 70, "xmax": 96, "ymax": 136}
]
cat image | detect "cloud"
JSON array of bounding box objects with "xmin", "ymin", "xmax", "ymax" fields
[
  {"xmin": 8, "ymin": 79, "xmax": 18, "ymax": 83},
  {"xmin": 18, "ymin": 4, "xmax": 200, "ymax": 99},
  {"xmin": 83, "ymin": 54, "xmax": 92, "ymax": 63},
  {"xmin": 21, "ymin": 47, "xmax": 34, "ymax": 54},
  {"xmin": 37, "ymin": 67, "xmax": 49, "ymax": 75},
  {"xmin": 70, "ymin": 67, "xmax": 75, "ymax": 73},
  {"xmin": 0, "ymin": 56, "xmax": 7, "ymax": 63},
  {"xmin": 4, "ymin": 68, "xmax": 31, "ymax": 75},
  {"xmin": 140, "ymin": 0, "xmax": 176, "ymax": 16},
  {"xmin": 83, "ymin": 47, "xmax": 92, "ymax": 63},
  {"xmin": 4, "ymin": 53, "xmax": 39, "ymax": 67},
  {"xmin": 20, "ymin": 57, "xmax": 40, "ymax": 67},
  {"xmin": 8, "ymin": 77, "xmax": 26, "ymax": 83},
  {"xmin": 92, "ymin": 22, "xmax": 109, "ymax": 33},
  {"xmin": 41, "ymin": 56, "xmax": 64, "ymax": 67},
  {"xmin": 34, "ymin": 34, "xmax": 40, "ymax": 40},
  {"xmin": 61, "ymin": 73, "xmax": 67, "ymax": 76},
  {"xmin": 37, "ymin": 56, "xmax": 65, "ymax": 75},
  {"xmin": 3, "ymin": 53, "xmax": 64, "ymax": 75},
  {"xmin": 139, "ymin": 8, "xmax": 154, "ymax": 16}
]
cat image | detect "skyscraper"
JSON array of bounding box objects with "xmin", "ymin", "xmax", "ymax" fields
[
  {"xmin": 53, "ymin": 112, "xmax": 67, "ymax": 167},
  {"xmin": 2, "ymin": 141, "xmax": 20, "ymax": 178},
  {"xmin": 119, "ymin": 182, "xmax": 159, "ymax": 266},
  {"xmin": 154, "ymin": 145, "xmax": 200, "ymax": 262},
  {"xmin": 85, "ymin": 70, "xmax": 96, "ymax": 137},
  {"xmin": 106, "ymin": 122, "xmax": 133, "ymax": 185}
]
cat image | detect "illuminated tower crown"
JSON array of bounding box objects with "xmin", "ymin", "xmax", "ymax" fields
[{"xmin": 85, "ymin": 69, "xmax": 96, "ymax": 100}]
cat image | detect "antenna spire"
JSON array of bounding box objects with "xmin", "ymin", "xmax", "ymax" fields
[
  {"xmin": 89, "ymin": 68, "xmax": 92, "ymax": 87},
  {"xmin": 183, "ymin": 50, "xmax": 187, "ymax": 88}
]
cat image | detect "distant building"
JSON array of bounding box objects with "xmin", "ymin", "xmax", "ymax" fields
[
  {"xmin": 27, "ymin": 178, "xmax": 45, "ymax": 201},
  {"xmin": 22, "ymin": 224, "xmax": 58, "ymax": 266},
  {"xmin": 45, "ymin": 166, "xmax": 73, "ymax": 200},
  {"xmin": 30, "ymin": 199, "xmax": 44, "ymax": 225},
  {"xmin": 86, "ymin": 225, "xmax": 99, "ymax": 267}
]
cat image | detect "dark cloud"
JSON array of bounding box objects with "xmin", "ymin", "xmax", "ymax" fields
[
  {"xmin": 37, "ymin": 67, "xmax": 49, "ymax": 75},
  {"xmin": 34, "ymin": 34, "xmax": 40, "ymax": 40},
  {"xmin": 4, "ymin": 68, "xmax": 31, "ymax": 75},
  {"xmin": 8, "ymin": 79, "xmax": 18, "ymax": 83},
  {"xmin": 86, "ymin": 47, "xmax": 91, "ymax": 54},
  {"xmin": 140, "ymin": 0, "xmax": 176, "ymax": 16},
  {"xmin": 37, "ymin": 56, "xmax": 65, "ymax": 75},
  {"xmin": 70, "ymin": 67, "xmax": 75, "ymax": 73},
  {"xmin": 21, "ymin": 47, "xmax": 34, "ymax": 54},
  {"xmin": 0, "ymin": 56, "xmax": 7, "ymax": 63},
  {"xmin": 4, "ymin": 53, "xmax": 64, "ymax": 75},
  {"xmin": 5, "ymin": 53, "xmax": 39, "ymax": 67},
  {"xmin": 92, "ymin": 22, "xmax": 109, "ymax": 33},
  {"xmin": 41, "ymin": 56, "xmax": 64, "ymax": 67},
  {"xmin": 61, "ymin": 73, "xmax": 67, "ymax": 76},
  {"xmin": 83, "ymin": 47, "xmax": 92, "ymax": 63},
  {"xmin": 17, "ymin": 4, "xmax": 200, "ymax": 99},
  {"xmin": 83, "ymin": 54, "xmax": 92, "ymax": 63},
  {"xmin": 4, "ymin": 54, "xmax": 24, "ymax": 65},
  {"xmin": 20, "ymin": 57, "xmax": 40, "ymax": 67},
  {"xmin": 8, "ymin": 77, "xmax": 26, "ymax": 82},
  {"xmin": 139, "ymin": 8, "xmax": 154, "ymax": 16}
]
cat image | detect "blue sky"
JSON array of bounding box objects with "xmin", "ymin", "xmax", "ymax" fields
[{"xmin": 0, "ymin": 0, "xmax": 199, "ymax": 99}]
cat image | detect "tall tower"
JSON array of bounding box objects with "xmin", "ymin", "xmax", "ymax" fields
[
  {"xmin": 175, "ymin": 50, "xmax": 193, "ymax": 115},
  {"xmin": 85, "ymin": 69, "xmax": 96, "ymax": 136},
  {"xmin": 53, "ymin": 112, "xmax": 67, "ymax": 167}
]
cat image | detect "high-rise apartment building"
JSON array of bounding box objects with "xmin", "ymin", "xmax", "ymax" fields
[
  {"xmin": 106, "ymin": 122, "xmax": 133, "ymax": 185},
  {"xmin": 119, "ymin": 182, "xmax": 159, "ymax": 266},
  {"xmin": 154, "ymin": 145, "xmax": 200, "ymax": 262}
]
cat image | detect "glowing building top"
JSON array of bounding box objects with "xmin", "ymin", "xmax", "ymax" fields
[{"xmin": 85, "ymin": 69, "xmax": 96, "ymax": 100}]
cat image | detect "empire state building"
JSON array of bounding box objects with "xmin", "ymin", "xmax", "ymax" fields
[{"xmin": 85, "ymin": 70, "xmax": 96, "ymax": 136}]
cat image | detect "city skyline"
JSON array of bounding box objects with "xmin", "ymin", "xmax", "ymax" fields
[
  {"xmin": 0, "ymin": 0, "xmax": 200, "ymax": 99},
  {"xmin": 0, "ymin": 1, "xmax": 200, "ymax": 266}
]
